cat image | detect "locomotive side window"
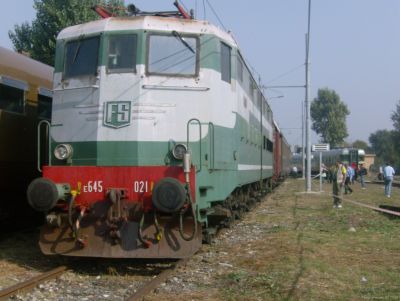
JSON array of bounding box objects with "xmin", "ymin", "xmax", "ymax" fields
[
  {"xmin": 64, "ymin": 36, "xmax": 100, "ymax": 79},
  {"xmin": 243, "ymin": 67, "xmax": 251, "ymax": 98},
  {"xmin": 221, "ymin": 42, "xmax": 231, "ymax": 83},
  {"xmin": 257, "ymin": 91, "xmax": 262, "ymax": 110},
  {"xmin": 148, "ymin": 33, "xmax": 198, "ymax": 76},
  {"xmin": 237, "ymin": 56, "xmax": 243, "ymax": 83},
  {"xmin": 0, "ymin": 83, "xmax": 25, "ymax": 114},
  {"xmin": 107, "ymin": 34, "xmax": 137, "ymax": 73}
]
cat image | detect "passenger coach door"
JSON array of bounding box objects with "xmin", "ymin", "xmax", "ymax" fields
[{"xmin": 349, "ymin": 150, "xmax": 358, "ymax": 166}]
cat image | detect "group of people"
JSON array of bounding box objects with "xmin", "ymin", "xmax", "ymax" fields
[
  {"xmin": 331, "ymin": 161, "xmax": 396, "ymax": 208},
  {"xmin": 331, "ymin": 161, "xmax": 368, "ymax": 208}
]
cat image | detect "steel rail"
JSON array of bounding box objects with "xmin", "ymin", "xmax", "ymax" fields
[
  {"xmin": 326, "ymin": 191, "xmax": 400, "ymax": 217},
  {"xmin": 126, "ymin": 258, "xmax": 189, "ymax": 301},
  {"xmin": 370, "ymin": 180, "xmax": 400, "ymax": 187},
  {"xmin": 0, "ymin": 266, "xmax": 68, "ymax": 300},
  {"xmin": 340, "ymin": 196, "xmax": 400, "ymax": 217}
]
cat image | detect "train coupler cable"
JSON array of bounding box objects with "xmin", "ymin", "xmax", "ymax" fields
[
  {"xmin": 178, "ymin": 185, "xmax": 197, "ymax": 241},
  {"xmin": 138, "ymin": 211, "xmax": 163, "ymax": 248}
]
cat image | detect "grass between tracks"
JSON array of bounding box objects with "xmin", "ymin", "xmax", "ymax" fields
[
  {"xmin": 148, "ymin": 178, "xmax": 400, "ymax": 301},
  {"xmin": 218, "ymin": 179, "xmax": 400, "ymax": 301}
]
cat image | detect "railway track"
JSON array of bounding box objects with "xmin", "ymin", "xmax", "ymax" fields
[
  {"xmin": 0, "ymin": 266, "xmax": 67, "ymax": 300},
  {"xmin": 370, "ymin": 180, "xmax": 400, "ymax": 187},
  {"xmin": 0, "ymin": 259, "xmax": 189, "ymax": 301},
  {"xmin": 126, "ymin": 258, "xmax": 189, "ymax": 301}
]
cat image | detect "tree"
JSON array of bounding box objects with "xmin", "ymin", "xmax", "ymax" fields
[
  {"xmin": 369, "ymin": 130, "xmax": 398, "ymax": 166},
  {"xmin": 391, "ymin": 100, "xmax": 400, "ymax": 131},
  {"xmin": 310, "ymin": 88, "xmax": 350, "ymax": 147},
  {"xmin": 9, "ymin": 0, "xmax": 124, "ymax": 66},
  {"xmin": 351, "ymin": 140, "xmax": 371, "ymax": 153}
]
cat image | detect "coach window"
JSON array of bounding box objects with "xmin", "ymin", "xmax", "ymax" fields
[
  {"xmin": 38, "ymin": 88, "xmax": 52, "ymax": 120},
  {"xmin": 64, "ymin": 36, "xmax": 100, "ymax": 79},
  {"xmin": 0, "ymin": 77, "xmax": 27, "ymax": 114},
  {"xmin": 107, "ymin": 34, "xmax": 137, "ymax": 73},
  {"xmin": 148, "ymin": 33, "xmax": 198, "ymax": 76},
  {"xmin": 221, "ymin": 42, "xmax": 231, "ymax": 83}
]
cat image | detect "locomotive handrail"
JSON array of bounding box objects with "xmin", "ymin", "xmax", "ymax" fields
[
  {"xmin": 53, "ymin": 85, "xmax": 99, "ymax": 91},
  {"xmin": 186, "ymin": 118, "xmax": 202, "ymax": 173},
  {"xmin": 37, "ymin": 120, "xmax": 51, "ymax": 172},
  {"xmin": 142, "ymin": 84, "xmax": 209, "ymax": 91},
  {"xmin": 208, "ymin": 122, "xmax": 215, "ymax": 172}
]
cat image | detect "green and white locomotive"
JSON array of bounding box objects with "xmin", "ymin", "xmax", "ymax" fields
[{"xmin": 28, "ymin": 4, "xmax": 290, "ymax": 258}]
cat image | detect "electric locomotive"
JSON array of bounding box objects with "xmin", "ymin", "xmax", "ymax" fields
[{"xmin": 27, "ymin": 4, "xmax": 288, "ymax": 258}]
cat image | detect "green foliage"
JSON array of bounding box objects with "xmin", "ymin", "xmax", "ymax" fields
[
  {"xmin": 369, "ymin": 130, "xmax": 398, "ymax": 166},
  {"xmin": 391, "ymin": 100, "xmax": 400, "ymax": 131},
  {"xmin": 311, "ymin": 88, "xmax": 350, "ymax": 147},
  {"xmin": 369, "ymin": 99, "xmax": 400, "ymax": 167},
  {"xmin": 351, "ymin": 140, "xmax": 371, "ymax": 153},
  {"xmin": 8, "ymin": 0, "xmax": 125, "ymax": 66}
]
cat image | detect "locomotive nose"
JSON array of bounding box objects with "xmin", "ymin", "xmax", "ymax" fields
[
  {"xmin": 27, "ymin": 178, "xmax": 71, "ymax": 212},
  {"xmin": 152, "ymin": 177, "xmax": 186, "ymax": 213}
]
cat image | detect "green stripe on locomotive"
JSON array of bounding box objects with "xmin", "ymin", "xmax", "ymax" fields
[{"xmin": 50, "ymin": 117, "xmax": 273, "ymax": 224}]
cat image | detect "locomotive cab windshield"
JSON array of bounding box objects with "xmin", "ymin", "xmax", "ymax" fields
[
  {"xmin": 107, "ymin": 34, "xmax": 137, "ymax": 73},
  {"xmin": 64, "ymin": 36, "xmax": 100, "ymax": 79},
  {"xmin": 147, "ymin": 32, "xmax": 199, "ymax": 76}
]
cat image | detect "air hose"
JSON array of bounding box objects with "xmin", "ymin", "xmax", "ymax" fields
[
  {"xmin": 68, "ymin": 192, "xmax": 87, "ymax": 248},
  {"xmin": 138, "ymin": 210, "xmax": 163, "ymax": 248},
  {"xmin": 178, "ymin": 185, "xmax": 197, "ymax": 241}
]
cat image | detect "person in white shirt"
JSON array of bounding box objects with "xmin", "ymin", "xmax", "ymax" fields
[{"xmin": 383, "ymin": 163, "xmax": 395, "ymax": 197}]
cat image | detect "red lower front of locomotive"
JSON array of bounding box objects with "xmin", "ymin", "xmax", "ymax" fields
[{"xmin": 27, "ymin": 166, "xmax": 201, "ymax": 258}]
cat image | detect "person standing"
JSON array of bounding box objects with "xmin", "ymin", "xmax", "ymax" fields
[
  {"xmin": 344, "ymin": 163, "xmax": 353, "ymax": 194},
  {"xmin": 383, "ymin": 163, "xmax": 395, "ymax": 197},
  {"xmin": 378, "ymin": 166, "xmax": 383, "ymax": 181},
  {"xmin": 332, "ymin": 161, "xmax": 346, "ymax": 208},
  {"xmin": 351, "ymin": 162, "xmax": 358, "ymax": 184},
  {"xmin": 359, "ymin": 163, "xmax": 368, "ymax": 189}
]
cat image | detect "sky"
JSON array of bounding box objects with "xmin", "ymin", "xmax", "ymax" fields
[{"xmin": 2, "ymin": 1, "xmax": 399, "ymax": 148}]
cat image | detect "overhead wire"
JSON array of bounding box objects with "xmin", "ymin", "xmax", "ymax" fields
[
  {"xmin": 179, "ymin": 0, "xmax": 190, "ymax": 13},
  {"xmin": 265, "ymin": 63, "xmax": 305, "ymax": 85},
  {"xmin": 205, "ymin": 0, "xmax": 227, "ymax": 31}
]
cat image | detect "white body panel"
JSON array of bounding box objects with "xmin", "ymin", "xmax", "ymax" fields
[{"xmin": 51, "ymin": 17, "xmax": 274, "ymax": 144}]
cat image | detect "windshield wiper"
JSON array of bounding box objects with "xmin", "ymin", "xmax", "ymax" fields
[
  {"xmin": 72, "ymin": 41, "xmax": 82, "ymax": 64},
  {"xmin": 72, "ymin": 35, "xmax": 86, "ymax": 64},
  {"xmin": 172, "ymin": 30, "xmax": 195, "ymax": 54}
]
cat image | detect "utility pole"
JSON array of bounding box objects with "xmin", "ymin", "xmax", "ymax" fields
[
  {"xmin": 301, "ymin": 100, "xmax": 305, "ymax": 180},
  {"xmin": 264, "ymin": 0, "xmax": 312, "ymax": 191},
  {"xmin": 305, "ymin": 0, "xmax": 312, "ymax": 192}
]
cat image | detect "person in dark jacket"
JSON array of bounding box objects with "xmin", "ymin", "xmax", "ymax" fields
[{"xmin": 359, "ymin": 163, "xmax": 368, "ymax": 189}]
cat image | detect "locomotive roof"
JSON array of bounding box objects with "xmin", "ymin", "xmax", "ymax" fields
[
  {"xmin": 57, "ymin": 16, "xmax": 238, "ymax": 47},
  {"xmin": 0, "ymin": 46, "xmax": 53, "ymax": 89}
]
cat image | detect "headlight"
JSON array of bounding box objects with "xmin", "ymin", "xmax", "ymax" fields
[
  {"xmin": 54, "ymin": 144, "xmax": 73, "ymax": 160},
  {"xmin": 172, "ymin": 144, "xmax": 187, "ymax": 160}
]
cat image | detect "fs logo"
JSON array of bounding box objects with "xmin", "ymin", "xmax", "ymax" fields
[{"xmin": 103, "ymin": 101, "xmax": 131, "ymax": 128}]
